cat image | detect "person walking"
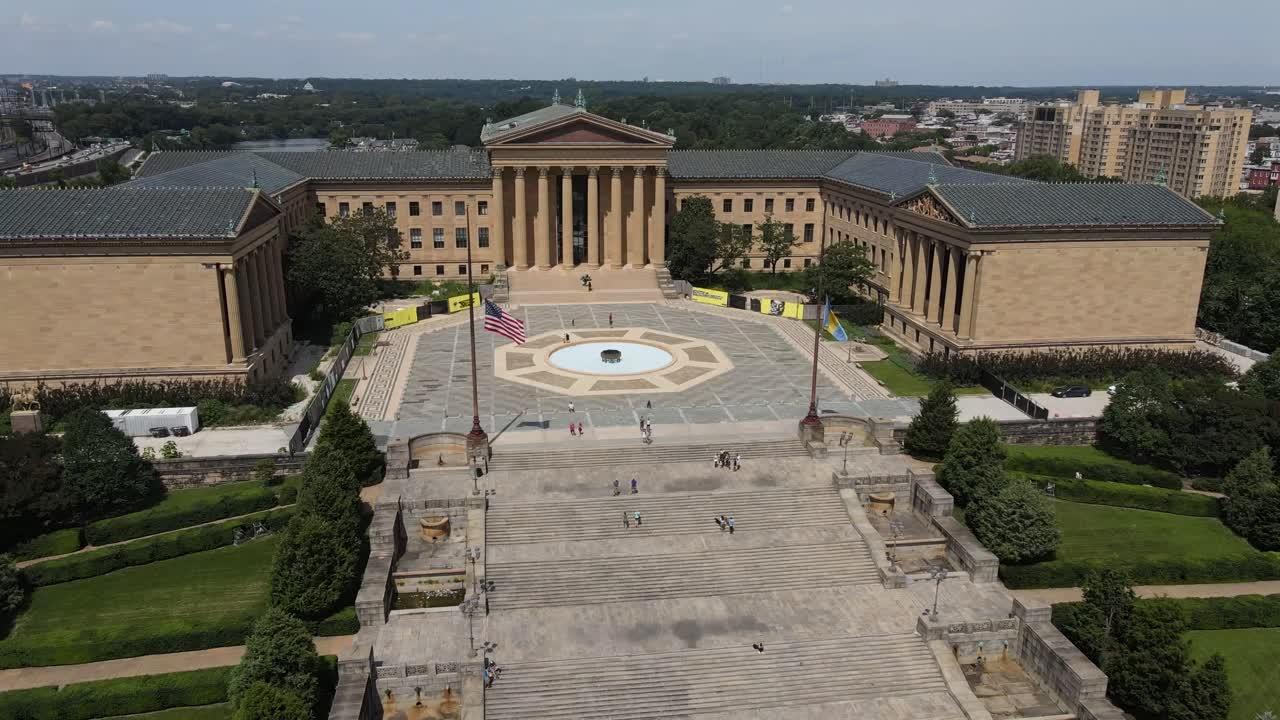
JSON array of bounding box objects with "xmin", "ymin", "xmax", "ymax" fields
[
  {"xmin": 712, "ymin": 454, "xmax": 720, "ymax": 469},
  {"xmin": 714, "ymin": 516, "xmax": 723, "ymax": 530},
  {"xmin": 623, "ymin": 512, "xmax": 630, "ymax": 529},
  {"xmin": 733, "ymin": 453, "xmax": 742, "ymax": 472},
  {"xmin": 577, "ymin": 422, "xmax": 585, "ymax": 437},
  {"xmin": 570, "ymin": 423, "xmax": 576, "ymax": 437},
  {"xmin": 719, "ymin": 514, "xmax": 728, "ymax": 532},
  {"xmin": 613, "ymin": 479, "xmax": 621, "ymax": 496},
  {"xmin": 608, "ymin": 313, "xmax": 613, "ymax": 327},
  {"xmin": 633, "ymin": 510, "xmax": 642, "ymax": 526},
  {"xmin": 569, "ymin": 401, "xmax": 575, "ymax": 413},
  {"xmin": 646, "ymin": 400, "xmax": 652, "ymax": 410},
  {"xmin": 631, "ymin": 478, "xmax": 638, "ymax": 494},
  {"xmin": 727, "ymin": 514, "xmax": 735, "ymax": 534},
  {"xmin": 564, "ymin": 333, "xmax": 570, "ymax": 343}
]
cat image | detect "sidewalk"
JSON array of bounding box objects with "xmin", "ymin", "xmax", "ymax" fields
[
  {"xmin": 0, "ymin": 635, "xmax": 354, "ymax": 692},
  {"xmin": 1012, "ymin": 579, "xmax": 1280, "ymax": 605}
]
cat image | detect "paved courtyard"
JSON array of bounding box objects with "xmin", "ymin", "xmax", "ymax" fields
[{"xmin": 384, "ymin": 303, "xmax": 920, "ymax": 439}]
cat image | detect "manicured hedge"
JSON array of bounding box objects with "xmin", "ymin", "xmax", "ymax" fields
[
  {"xmin": 9, "ymin": 528, "xmax": 84, "ymax": 562},
  {"xmin": 27, "ymin": 508, "xmax": 295, "ymax": 586},
  {"xmin": 0, "ymin": 666, "xmax": 231, "ymax": 720},
  {"xmin": 1014, "ymin": 473, "xmax": 1219, "ymax": 517},
  {"xmin": 85, "ymin": 481, "xmax": 279, "ymax": 546},
  {"xmin": 1000, "ymin": 553, "xmax": 1280, "ymax": 589},
  {"xmin": 309, "ymin": 606, "xmax": 359, "ymax": 637},
  {"xmin": 28, "ymin": 378, "xmax": 297, "ymax": 424},
  {"xmin": 917, "ymin": 346, "xmax": 1236, "ymax": 386},
  {"xmin": 1004, "ymin": 445, "xmax": 1183, "ymax": 490},
  {"xmin": 1053, "ymin": 594, "xmax": 1280, "ymax": 632}
]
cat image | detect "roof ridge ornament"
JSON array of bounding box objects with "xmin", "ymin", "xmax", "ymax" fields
[
  {"xmin": 1155, "ymin": 165, "xmax": 1168, "ymax": 186},
  {"xmin": 552, "ymin": 88, "xmax": 561, "ymax": 105},
  {"xmin": 927, "ymin": 167, "xmax": 938, "ymax": 185},
  {"xmin": 575, "ymin": 89, "xmax": 585, "ymax": 109}
]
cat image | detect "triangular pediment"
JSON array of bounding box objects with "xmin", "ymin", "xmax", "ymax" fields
[
  {"xmin": 512, "ymin": 120, "xmax": 652, "ymax": 145},
  {"xmin": 483, "ymin": 106, "xmax": 674, "ymax": 147},
  {"xmin": 899, "ymin": 190, "xmax": 963, "ymax": 226}
]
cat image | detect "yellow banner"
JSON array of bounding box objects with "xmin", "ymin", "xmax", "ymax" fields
[
  {"xmin": 447, "ymin": 292, "xmax": 481, "ymax": 313},
  {"xmin": 382, "ymin": 306, "xmax": 419, "ymax": 330},
  {"xmin": 691, "ymin": 287, "xmax": 729, "ymax": 307},
  {"xmin": 760, "ymin": 297, "xmax": 805, "ymax": 319}
]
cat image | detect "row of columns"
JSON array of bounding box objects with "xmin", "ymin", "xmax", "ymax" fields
[
  {"xmin": 893, "ymin": 232, "xmax": 981, "ymax": 340},
  {"xmin": 493, "ymin": 165, "xmax": 665, "ymax": 270},
  {"xmin": 220, "ymin": 236, "xmax": 289, "ymax": 364}
]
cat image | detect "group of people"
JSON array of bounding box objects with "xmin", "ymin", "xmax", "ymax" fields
[
  {"xmin": 713, "ymin": 514, "xmax": 737, "ymax": 534},
  {"xmin": 568, "ymin": 421, "xmax": 586, "ymax": 436},
  {"xmin": 640, "ymin": 417, "xmax": 654, "ymax": 444},
  {"xmin": 623, "ymin": 510, "xmax": 643, "ymax": 528},
  {"xmin": 612, "ymin": 478, "xmax": 639, "ymax": 496},
  {"xmin": 714, "ymin": 450, "xmax": 742, "ymax": 471},
  {"xmin": 482, "ymin": 657, "xmax": 503, "ymax": 688}
]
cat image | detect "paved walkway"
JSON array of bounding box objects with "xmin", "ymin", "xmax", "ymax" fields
[
  {"xmin": 0, "ymin": 635, "xmax": 354, "ymax": 692},
  {"xmin": 1013, "ymin": 580, "xmax": 1280, "ymax": 605}
]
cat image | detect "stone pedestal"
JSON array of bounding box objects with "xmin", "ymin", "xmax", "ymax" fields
[
  {"xmin": 798, "ymin": 417, "xmax": 825, "ymax": 447},
  {"xmin": 10, "ymin": 410, "xmax": 43, "ymax": 435}
]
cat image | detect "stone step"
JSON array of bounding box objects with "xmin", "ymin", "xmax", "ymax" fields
[
  {"xmin": 489, "ymin": 439, "xmax": 813, "ymax": 472},
  {"xmin": 487, "ymin": 542, "xmax": 879, "ymax": 610},
  {"xmin": 485, "ymin": 633, "xmax": 945, "ymax": 720}
]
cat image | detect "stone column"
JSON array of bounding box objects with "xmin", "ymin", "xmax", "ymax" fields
[
  {"xmin": 895, "ymin": 233, "xmax": 910, "ymax": 305},
  {"xmin": 958, "ymin": 252, "xmax": 979, "ymax": 339},
  {"xmin": 629, "ymin": 166, "xmax": 646, "ymax": 266},
  {"xmin": 910, "ymin": 235, "xmax": 927, "ymax": 314},
  {"xmin": 221, "ymin": 266, "xmax": 247, "ymax": 362},
  {"xmin": 491, "ymin": 169, "xmax": 506, "ymax": 267},
  {"xmin": 608, "ymin": 166, "xmax": 623, "ymax": 269},
  {"xmin": 650, "ymin": 167, "xmax": 667, "ymax": 267},
  {"xmin": 929, "ymin": 240, "xmax": 944, "ymax": 324},
  {"xmin": 270, "ymin": 238, "xmax": 289, "ymax": 325},
  {"xmin": 235, "ymin": 257, "xmax": 258, "ymax": 351},
  {"xmin": 512, "ymin": 168, "xmax": 528, "ymax": 269},
  {"xmin": 535, "ymin": 167, "xmax": 551, "ymax": 269},
  {"xmin": 586, "ymin": 167, "xmax": 600, "ymax": 267},
  {"xmin": 255, "ymin": 248, "xmax": 275, "ymax": 337},
  {"xmin": 561, "ymin": 168, "xmax": 574, "ymax": 268},
  {"xmin": 246, "ymin": 251, "xmax": 267, "ymax": 347},
  {"xmin": 940, "ymin": 245, "xmax": 958, "ymax": 331}
]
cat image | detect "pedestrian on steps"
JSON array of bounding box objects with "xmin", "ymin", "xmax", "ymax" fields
[
  {"xmin": 608, "ymin": 313, "xmax": 613, "ymax": 327},
  {"xmin": 613, "ymin": 479, "xmax": 621, "ymax": 496},
  {"xmin": 633, "ymin": 510, "xmax": 642, "ymax": 526},
  {"xmin": 570, "ymin": 423, "xmax": 576, "ymax": 437},
  {"xmin": 569, "ymin": 401, "xmax": 575, "ymax": 413},
  {"xmin": 623, "ymin": 512, "xmax": 630, "ymax": 528},
  {"xmin": 727, "ymin": 514, "xmax": 735, "ymax": 534},
  {"xmin": 734, "ymin": 453, "xmax": 742, "ymax": 472},
  {"xmin": 631, "ymin": 478, "xmax": 638, "ymax": 494},
  {"xmin": 719, "ymin": 514, "xmax": 728, "ymax": 532},
  {"xmin": 714, "ymin": 516, "xmax": 723, "ymax": 530}
]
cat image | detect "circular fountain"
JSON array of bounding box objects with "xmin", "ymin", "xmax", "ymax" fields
[{"xmin": 548, "ymin": 341, "xmax": 675, "ymax": 376}]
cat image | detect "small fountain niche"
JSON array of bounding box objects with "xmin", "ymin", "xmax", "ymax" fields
[{"xmin": 419, "ymin": 515, "xmax": 450, "ymax": 543}]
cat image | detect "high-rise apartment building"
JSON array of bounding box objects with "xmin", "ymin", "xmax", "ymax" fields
[{"xmin": 1016, "ymin": 89, "xmax": 1251, "ymax": 197}]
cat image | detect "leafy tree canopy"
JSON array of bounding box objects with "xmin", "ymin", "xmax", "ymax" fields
[
  {"xmin": 966, "ymin": 478, "xmax": 1060, "ymax": 563},
  {"xmin": 314, "ymin": 400, "xmax": 383, "ymax": 487},
  {"xmin": 228, "ymin": 608, "xmax": 321, "ymax": 711},
  {"xmin": 802, "ymin": 239, "xmax": 876, "ymax": 302},
  {"xmin": 287, "ymin": 209, "xmax": 407, "ymax": 324},
  {"xmin": 903, "ymin": 382, "xmax": 958, "ymax": 460},
  {"xmin": 60, "ymin": 408, "xmax": 160, "ymax": 519},
  {"xmin": 756, "ymin": 215, "xmax": 799, "ymax": 273},
  {"xmin": 232, "ymin": 682, "xmax": 312, "ymax": 720},
  {"xmin": 0, "ymin": 554, "xmax": 23, "ymax": 620},
  {"xmin": 269, "ymin": 514, "xmax": 361, "ymax": 619},
  {"xmin": 936, "ymin": 417, "xmax": 1006, "ymax": 506}
]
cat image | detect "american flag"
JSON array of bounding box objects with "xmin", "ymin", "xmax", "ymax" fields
[{"xmin": 483, "ymin": 299, "xmax": 526, "ymax": 344}]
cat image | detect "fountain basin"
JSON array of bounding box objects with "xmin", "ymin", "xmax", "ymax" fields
[{"xmin": 548, "ymin": 341, "xmax": 675, "ymax": 376}]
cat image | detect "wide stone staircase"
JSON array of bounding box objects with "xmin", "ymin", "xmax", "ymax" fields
[
  {"xmin": 486, "ymin": 540, "xmax": 879, "ymax": 610},
  {"xmin": 487, "ymin": 438, "xmax": 819, "ymax": 472},
  {"xmin": 484, "ymin": 633, "xmax": 948, "ymax": 720},
  {"xmin": 486, "ymin": 486, "xmax": 851, "ymax": 545},
  {"xmin": 507, "ymin": 266, "xmax": 665, "ymax": 305},
  {"xmin": 654, "ymin": 265, "xmax": 682, "ymax": 299}
]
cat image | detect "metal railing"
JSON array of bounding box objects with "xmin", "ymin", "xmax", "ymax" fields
[{"xmin": 284, "ymin": 314, "xmax": 384, "ymax": 453}]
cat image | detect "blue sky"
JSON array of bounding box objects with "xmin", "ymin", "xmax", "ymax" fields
[{"xmin": 1, "ymin": 0, "xmax": 1275, "ymax": 85}]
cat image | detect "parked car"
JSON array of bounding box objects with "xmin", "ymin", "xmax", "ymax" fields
[
  {"xmin": 148, "ymin": 426, "xmax": 170, "ymax": 438},
  {"xmin": 1051, "ymin": 385, "xmax": 1092, "ymax": 398}
]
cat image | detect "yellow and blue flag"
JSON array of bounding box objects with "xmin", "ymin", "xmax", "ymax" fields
[{"xmin": 821, "ymin": 297, "xmax": 849, "ymax": 342}]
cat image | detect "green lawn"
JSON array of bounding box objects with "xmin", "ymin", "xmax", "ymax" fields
[
  {"xmin": 328, "ymin": 379, "xmax": 356, "ymax": 411},
  {"xmin": 1188, "ymin": 628, "xmax": 1280, "ymax": 720},
  {"xmin": 1006, "ymin": 443, "xmax": 1133, "ymax": 467},
  {"xmin": 9, "ymin": 528, "xmax": 83, "ymax": 561},
  {"xmin": 0, "ymin": 538, "xmax": 277, "ymax": 668},
  {"xmin": 352, "ymin": 331, "xmax": 381, "ymax": 356},
  {"xmin": 98, "ymin": 704, "xmax": 231, "ymax": 720},
  {"xmin": 1052, "ymin": 500, "xmax": 1253, "ymax": 564}
]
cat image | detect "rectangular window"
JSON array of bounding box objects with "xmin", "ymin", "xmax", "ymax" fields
[
  {"xmin": 803, "ymin": 224, "xmax": 814, "ymax": 243},
  {"xmin": 804, "ymin": 258, "xmax": 812, "ymax": 268},
  {"xmin": 410, "ymin": 228, "xmax": 423, "ymax": 248},
  {"xmin": 409, "ymin": 201, "xmax": 420, "ymax": 216},
  {"xmin": 764, "ymin": 198, "xmax": 774, "ymax": 213},
  {"xmin": 455, "ymin": 228, "xmax": 468, "ymax": 248},
  {"xmin": 478, "ymin": 201, "xmax": 489, "ymax": 216},
  {"xmin": 480, "ymin": 264, "xmax": 489, "ymax": 274},
  {"xmin": 723, "ymin": 198, "xmax": 733, "ymax": 213},
  {"xmin": 784, "ymin": 223, "xmax": 794, "ymax": 237},
  {"xmin": 741, "ymin": 224, "xmax": 752, "ymax": 237},
  {"xmin": 362, "ymin": 201, "xmax": 374, "ymax": 215},
  {"xmin": 338, "ymin": 202, "xmax": 350, "ymax": 217},
  {"xmin": 744, "ymin": 198, "xmax": 754, "ymax": 212},
  {"xmin": 433, "ymin": 228, "xmax": 445, "ymax": 249},
  {"xmin": 316, "ymin": 202, "xmax": 327, "ymax": 217},
  {"xmin": 435, "ymin": 265, "xmax": 445, "ymax": 275},
  {"xmin": 458, "ymin": 264, "xmax": 467, "ymax": 275},
  {"xmin": 455, "ymin": 201, "xmax": 466, "ymax": 216},
  {"xmin": 783, "ymin": 258, "xmax": 792, "ymax": 269},
  {"xmin": 386, "ymin": 201, "xmax": 397, "ymax": 218},
  {"xmin": 805, "ymin": 198, "xmax": 815, "ymax": 212},
  {"xmin": 741, "ymin": 258, "xmax": 751, "ymax": 268},
  {"xmin": 785, "ymin": 198, "xmax": 795, "ymax": 212},
  {"xmin": 478, "ymin": 227, "xmax": 490, "ymax": 248},
  {"xmin": 432, "ymin": 201, "xmax": 443, "ymax": 216},
  {"xmin": 413, "ymin": 265, "xmax": 422, "ymax": 276}
]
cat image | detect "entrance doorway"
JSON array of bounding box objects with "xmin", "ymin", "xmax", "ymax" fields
[{"xmin": 554, "ymin": 175, "xmax": 589, "ymax": 266}]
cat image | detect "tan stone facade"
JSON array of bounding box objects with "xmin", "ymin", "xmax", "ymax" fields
[{"xmin": 671, "ymin": 181, "xmax": 824, "ymax": 270}]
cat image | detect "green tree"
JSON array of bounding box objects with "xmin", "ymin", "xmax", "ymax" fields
[
  {"xmin": 966, "ymin": 478, "xmax": 1060, "ymax": 563},
  {"xmin": 232, "ymin": 682, "xmax": 311, "ymax": 720},
  {"xmin": 665, "ymin": 195, "xmax": 718, "ymax": 280},
  {"xmin": 1251, "ymin": 144, "xmax": 1269, "ymax": 166},
  {"xmin": 295, "ymin": 450, "xmax": 363, "ymax": 537},
  {"xmin": 713, "ymin": 222, "xmax": 755, "ymax": 274},
  {"xmin": 936, "ymin": 417, "xmax": 1005, "ymax": 506},
  {"xmin": 1098, "ymin": 369, "xmax": 1177, "ymax": 465},
  {"xmin": 756, "ymin": 215, "xmax": 798, "ymax": 273},
  {"xmin": 287, "ymin": 209, "xmax": 407, "ymax": 323},
  {"xmin": 802, "ymin": 239, "xmax": 876, "ymax": 301},
  {"xmin": 0, "ymin": 433, "xmax": 70, "ymax": 547},
  {"xmin": 1241, "ymin": 355, "xmax": 1280, "ymax": 401},
  {"xmin": 61, "ymin": 408, "xmax": 160, "ymax": 519},
  {"xmin": 269, "ymin": 514, "xmax": 360, "ymax": 619},
  {"xmin": 1221, "ymin": 447, "xmax": 1280, "ymax": 550},
  {"xmin": 314, "ymin": 400, "xmax": 383, "ymax": 487},
  {"xmin": 95, "ymin": 158, "xmax": 130, "ymax": 185},
  {"xmin": 903, "ymin": 382, "xmax": 958, "ymax": 460},
  {"xmin": 228, "ymin": 608, "xmax": 321, "ymax": 711},
  {"xmin": 1081, "ymin": 568, "xmax": 1137, "ymax": 646},
  {"xmin": 1169, "ymin": 654, "xmax": 1231, "ymax": 720},
  {"xmin": 0, "ymin": 554, "xmax": 23, "ymax": 621}
]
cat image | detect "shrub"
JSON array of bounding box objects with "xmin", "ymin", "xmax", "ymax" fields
[
  {"xmin": 1000, "ymin": 551, "xmax": 1280, "ymax": 589},
  {"xmin": 313, "ymin": 400, "xmax": 383, "ymax": 487},
  {"xmin": 270, "ymin": 514, "xmax": 360, "ymax": 619},
  {"xmin": 85, "ymin": 481, "xmax": 279, "ymax": 546},
  {"xmin": 916, "ymin": 347, "xmax": 1236, "ymax": 386},
  {"xmin": 160, "ymin": 440, "xmax": 181, "ymax": 459},
  {"xmin": 1058, "ymin": 594, "xmax": 1280, "ymax": 633},
  {"xmin": 903, "ymin": 382, "xmax": 958, "ymax": 460},
  {"xmin": 8, "ymin": 528, "xmax": 83, "ymax": 562},
  {"xmin": 232, "ymin": 682, "xmax": 310, "ymax": 720},
  {"xmin": 295, "ymin": 452, "xmax": 363, "ymax": 536},
  {"xmin": 228, "ymin": 608, "xmax": 322, "ymax": 711},
  {"xmin": 254, "ymin": 459, "xmax": 278, "ymax": 486},
  {"xmin": 833, "ymin": 301, "xmax": 884, "ymax": 326},
  {"xmin": 61, "ymin": 408, "xmax": 161, "ymax": 519},
  {"xmin": 1004, "ymin": 446, "xmax": 1183, "ymax": 490},
  {"xmin": 968, "ymin": 479, "xmax": 1061, "ymax": 563},
  {"xmin": 1221, "ymin": 447, "xmax": 1280, "ymax": 550},
  {"xmin": 308, "ymin": 606, "xmax": 359, "ymax": 636},
  {"xmin": 0, "ymin": 666, "xmax": 231, "ymax": 720},
  {"xmin": 0, "ymin": 432, "xmax": 70, "ymax": 548},
  {"xmin": 1016, "ymin": 474, "xmax": 1220, "ymax": 517},
  {"xmin": 0, "ymin": 554, "xmax": 22, "ymax": 618},
  {"xmin": 1240, "ymin": 354, "xmax": 1280, "ymax": 401},
  {"xmin": 937, "ymin": 418, "xmax": 1006, "ymax": 506},
  {"xmin": 28, "ymin": 508, "xmax": 294, "ymax": 586}
]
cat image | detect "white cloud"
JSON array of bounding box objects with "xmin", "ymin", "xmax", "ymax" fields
[
  {"xmin": 336, "ymin": 31, "xmax": 375, "ymax": 43},
  {"xmin": 284, "ymin": 15, "xmax": 303, "ymax": 24},
  {"xmin": 19, "ymin": 12, "xmax": 51, "ymax": 31},
  {"xmin": 88, "ymin": 19, "xmax": 116, "ymax": 33},
  {"xmin": 252, "ymin": 29, "xmax": 271, "ymax": 39},
  {"xmin": 135, "ymin": 19, "xmax": 193, "ymax": 34},
  {"xmin": 781, "ymin": 3, "xmax": 794, "ymax": 12},
  {"xmin": 214, "ymin": 22, "xmax": 233, "ymax": 32}
]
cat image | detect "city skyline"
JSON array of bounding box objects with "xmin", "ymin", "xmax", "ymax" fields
[{"xmin": 1, "ymin": 0, "xmax": 1276, "ymax": 86}]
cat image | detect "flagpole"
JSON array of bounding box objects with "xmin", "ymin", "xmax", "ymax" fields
[
  {"xmin": 464, "ymin": 204, "xmax": 488, "ymax": 452},
  {"xmin": 800, "ymin": 229, "xmax": 825, "ymax": 436}
]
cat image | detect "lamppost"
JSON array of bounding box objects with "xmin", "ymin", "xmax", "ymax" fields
[
  {"xmin": 799, "ymin": 229, "xmax": 828, "ymax": 439},
  {"xmin": 887, "ymin": 518, "xmax": 903, "ymax": 565},
  {"xmin": 463, "ymin": 203, "xmax": 488, "ymax": 455},
  {"xmin": 926, "ymin": 565, "xmax": 947, "ymax": 619},
  {"xmin": 459, "ymin": 597, "xmax": 481, "ymax": 657},
  {"xmin": 837, "ymin": 431, "xmax": 852, "ymax": 475}
]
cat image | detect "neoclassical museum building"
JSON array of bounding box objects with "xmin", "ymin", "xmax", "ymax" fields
[{"xmin": 0, "ymin": 97, "xmax": 1219, "ymax": 385}]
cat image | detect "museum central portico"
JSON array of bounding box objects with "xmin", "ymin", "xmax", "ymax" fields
[{"xmin": 482, "ymin": 102, "xmax": 674, "ymax": 270}]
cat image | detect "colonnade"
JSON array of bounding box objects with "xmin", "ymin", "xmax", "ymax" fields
[
  {"xmin": 491, "ymin": 165, "xmax": 666, "ymax": 270},
  {"xmin": 892, "ymin": 232, "xmax": 981, "ymax": 339},
  {"xmin": 220, "ymin": 234, "xmax": 289, "ymax": 363}
]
